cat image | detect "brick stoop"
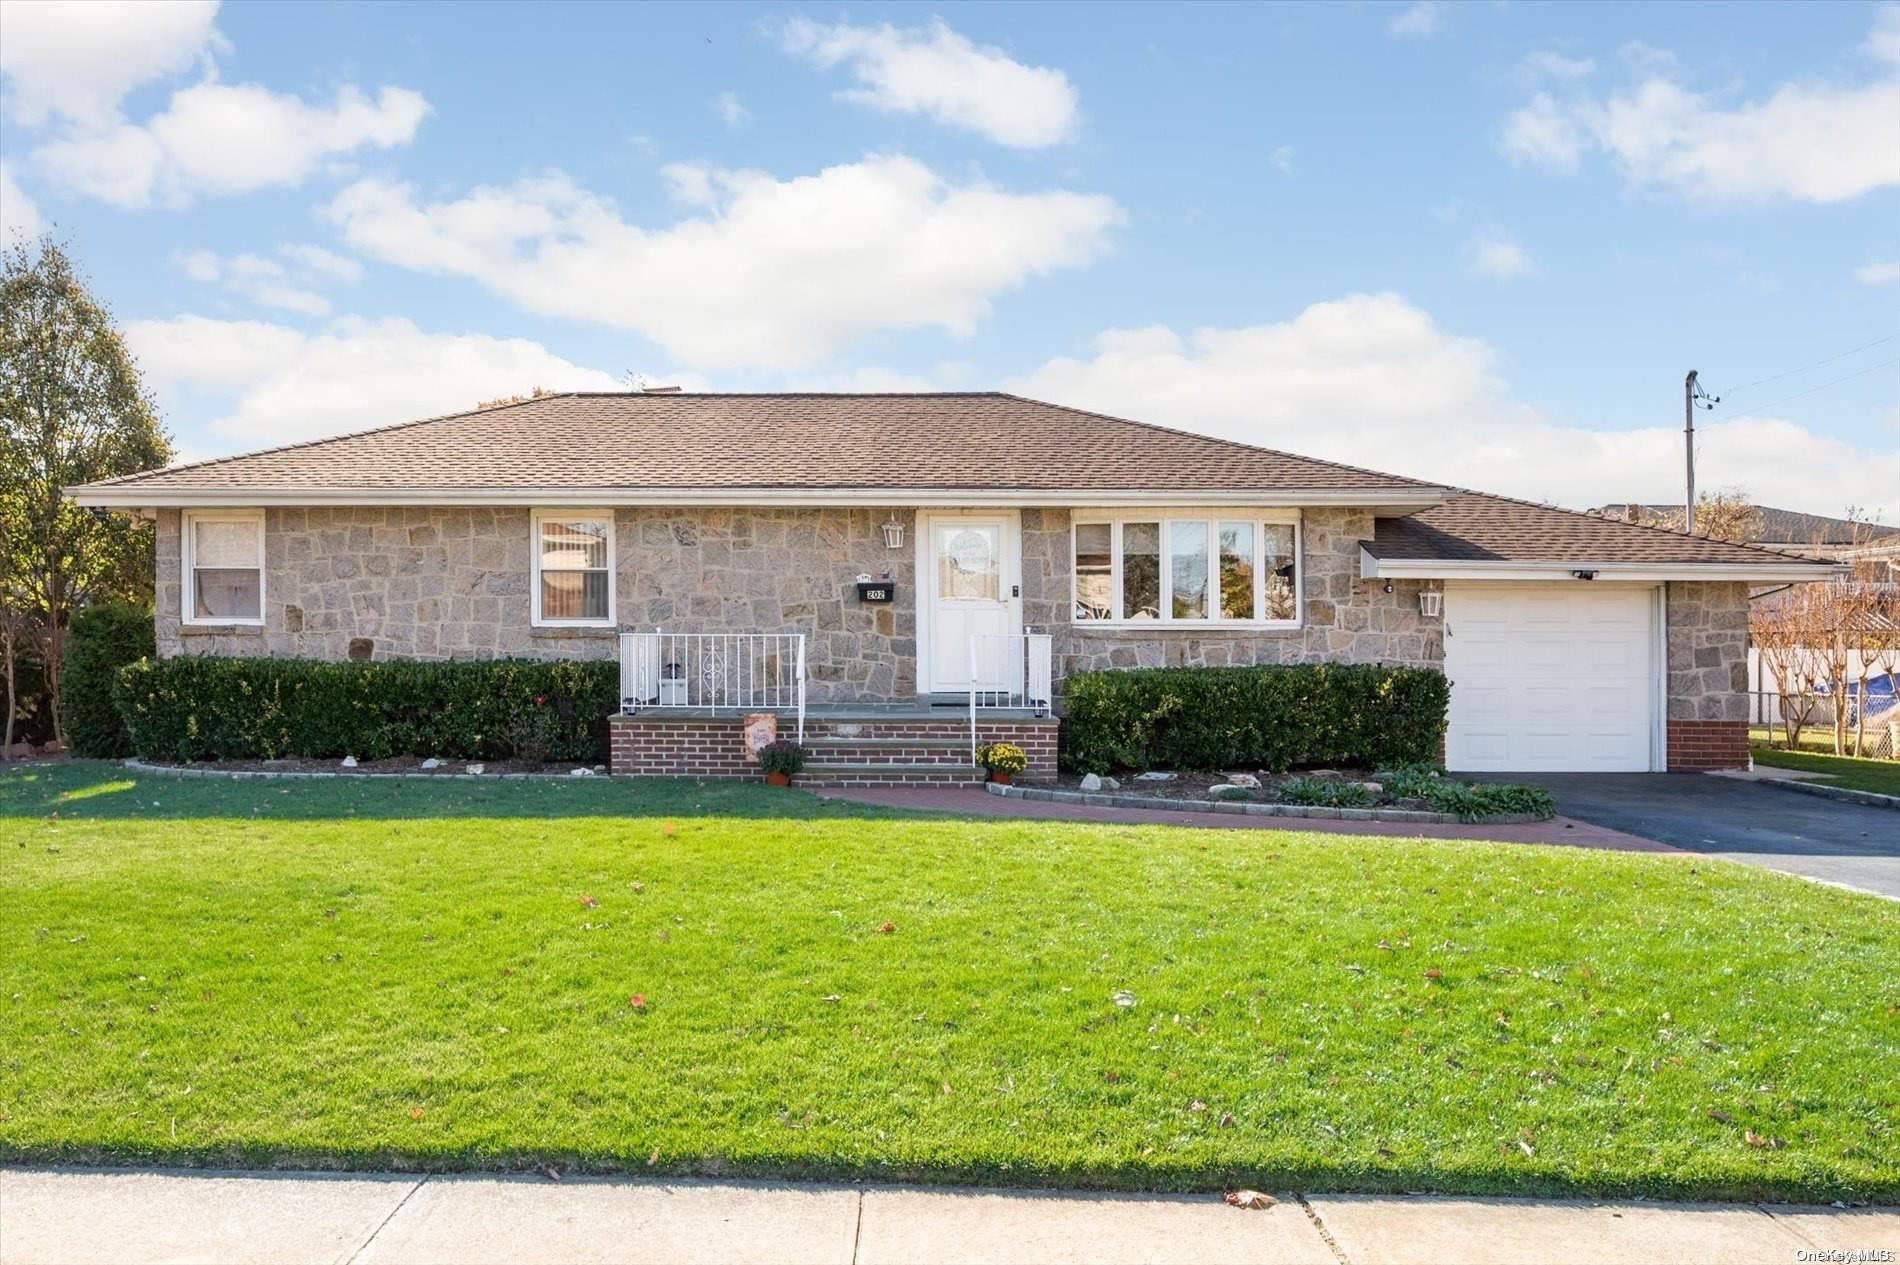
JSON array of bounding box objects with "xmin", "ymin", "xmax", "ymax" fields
[
  {"xmin": 608, "ymin": 711, "xmax": 1059, "ymax": 783},
  {"xmin": 1667, "ymin": 719, "xmax": 1749, "ymax": 771}
]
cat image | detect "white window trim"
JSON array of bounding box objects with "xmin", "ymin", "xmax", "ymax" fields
[
  {"xmin": 181, "ymin": 508, "xmax": 266, "ymax": 627},
  {"xmin": 1070, "ymin": 508, "xmax": 1303, "ymax": 629},
  {"xmin": 530, "ymin": 508, "xmax": 617, "ymax": 628}
]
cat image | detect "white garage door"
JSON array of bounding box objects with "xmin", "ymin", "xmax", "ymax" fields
[{"xmin": 1443, "ymin": 583, "xmax": 1659, "ymax": 773}]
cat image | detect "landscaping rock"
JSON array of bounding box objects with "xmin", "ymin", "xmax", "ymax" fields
[
  {"xmin": 1225, "ymin": 773, "xmax": 1261, "ymax": 789},
  {"xmin": 1211, "ymin": 783, "xmax": 1254, "ymax": 799},
  {"xmin": 465, "ymin": 763, "xmax": 485, "ymax": 775},
  {"xmin": 1135, "ymin": 771, "xmax": 1175, "ymax": 782},
  {"xmin": 1100, "ymin": 776, "xmax": 1120, "ymax": 790},
  {"xmin": 340, "ymin": 756, "xmax": 358, "ymax": 768},
  {"xmin": 1080, "ymin": 773, "xmax": 1104, "ymax": 791},
  {"xmin": 569, "ymin": 767, "xmax": 594, "ymax": 777},
  {"xmin": 419, "ymin": 758, "xmax": 442, "ymax": 770},
  {"xmin": 1358, "ymin": 781, "xmax": 1383, "ymax": 795}
]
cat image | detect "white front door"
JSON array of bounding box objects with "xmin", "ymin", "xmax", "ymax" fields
[
  {"xmin": 1443, "ymin": 582, "xmax": 1660, "ymax": 772},
  {"xmin": 919, "ymin": 512, "xmax": 1021, "ymax": 694}
]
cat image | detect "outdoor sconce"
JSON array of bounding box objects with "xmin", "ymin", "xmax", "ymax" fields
[
  {"xmin": 1418, "ymin": 590, "xmax": 1443, "ymax": 618},
  {"xmin": 881, "ymin": 513, "xmax": 905, "ymax": 549}
]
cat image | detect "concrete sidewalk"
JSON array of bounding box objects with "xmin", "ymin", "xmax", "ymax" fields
[{"xmin": 3, "ymin": 1168, "xmax": 1895, "ymax": 1265}]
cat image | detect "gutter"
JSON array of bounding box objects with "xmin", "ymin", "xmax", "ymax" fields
[
  {"xmin": 68, "ymin": 485, "xmax": 1452, "ymax": 513},
  {"xmin": 1358, "ymin": 547, "xmax": 1844, "ymax": 584}
]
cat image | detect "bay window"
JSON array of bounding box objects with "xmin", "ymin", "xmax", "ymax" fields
[
  {"xmin": 1071, "ymin": 511, "xmax": 1301, "ymax": 626},
  {"xmin": 183, "ymin": 509, "xmax": 264, "ymax": 625},
  {"xmin": 532, "ymin": 510, "xmax": 615, "ymax": 626}
]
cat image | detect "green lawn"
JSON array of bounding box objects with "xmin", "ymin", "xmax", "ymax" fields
[
  {"xmin": 2, "ymin": 762, "xmax": 1895, "ymax": 1203},
  {"xmin": 1751, "ymin": 747, "xmax": 1900, "ymax": 797}
]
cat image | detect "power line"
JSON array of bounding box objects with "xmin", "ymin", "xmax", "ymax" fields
[
  {"xmin": 1713, "ymin": 331, "xmax": 1900, "ymax": 399},
  {"xmin": 1707, "ymin": 353, "xmax": 1900, "ymax": 426}
]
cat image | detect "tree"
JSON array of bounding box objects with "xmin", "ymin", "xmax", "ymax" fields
[
  {"xmin": 0, "ymin": 237, "xmax": 172, "ymax": 743},
  {"xmin": 1620, "ymin": 492, "xmax": 1762, "ymax": 544}
]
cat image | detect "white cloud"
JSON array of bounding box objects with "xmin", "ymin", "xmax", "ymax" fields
[
  {"xmin": 171, "ymin": 244, "xmax": 366, "ymax": 315},
  {"xmin": 1502, "ymin": 92, "xmax": 1585, "ymax": 173},
  {"xmin": 713, "ymin": 91, "xmax": 749, "ymax": 127},
  {"xmin": 1856, "ymin": 259, "xmax": 1900, "ymax": 285},
  {"xmin": 1386, "ymin": 2, "xmax": 1443, "ymax": 37},
  {"xmin": 780, "ymin": 17, "xmax": 1078, "ymax": 148},
  {"xmin": 125, "ymin": 314, "xmax": 626, "ymax": 446},
  {"xmin": 1503, "ymin": 12, "xmax": 1900, "ymax": 202},
  {"xmin": 1270, "ymin": 145, "xmax": 1295, "ymax": 175},
  {"xmin": 1, "ymin": 162, "xmax": 43, "ymax": 240},
  {"xmin": 1468, "ymin": 234, "xmax": 1532, "ymax": 280},
  {"xmin": 1007, "ymin": 292, "xmax": 1900, "ymax": 520},
  {"xmin": 279, "ymin": 243, "xmax": 363, "ymax": 283},
  {"xmin": 325, "ymin": 155, "xmax": 1121, "ymax": 371},
  {"xmin": 35, "ymin": 82, "xmax": 429, "ymax": 208},
  {"xmin": 0, "ymin": 0, "xmax": 222, "ymax": 127},
  {"xmin": 1520, "ymin": 51, "xmax": 1595, "ymax": 81}
]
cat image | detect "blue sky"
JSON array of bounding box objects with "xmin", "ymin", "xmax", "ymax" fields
[{"xmin": 2, "ymin": 0, "xmax": 1896, "ymax": 517}]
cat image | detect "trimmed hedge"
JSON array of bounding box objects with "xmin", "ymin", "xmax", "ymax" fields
[
  {"xmin": 63, "ymin": 602, "xmax": 156, "ymax": 758},
  {"xmin": 1060, "ymin": 663, "xmax": 1449, "ymax": 774},
  {"xmin": 113, "ymin": 656, "xmax": 618, "ymax": 764}
]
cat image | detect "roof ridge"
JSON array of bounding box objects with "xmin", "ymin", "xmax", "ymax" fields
[
  {"xmin": 1430, "ymin": 486, "xmax": 1835, "ymax": 565},
  {"xmin": 992, "ymin": 392, "xmax": 1442, "ymax": 489},
  {"xmin": 92, "ymin": 392, "xmax": 583, "ymax": 488}
]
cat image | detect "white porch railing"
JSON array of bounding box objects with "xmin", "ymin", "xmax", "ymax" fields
[
  {"xmin": 968, "ymin": 632, "xmax": 1054, "ymax": 762},
  {"xmin": 620, "ymin": 631, "xmax": 806, "ymax": 742}
]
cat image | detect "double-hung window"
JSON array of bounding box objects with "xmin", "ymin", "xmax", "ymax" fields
[
  {"xmin": 531, "ymin": 510, "xmax": 615, "ymax": 627},
  {"xmin": 183, "ymin": 509, "xmax": 265, "ymax": 625},
  {"xmin": 1071, "ymin": 511, "xmax": 1300, "ymax": 626}
]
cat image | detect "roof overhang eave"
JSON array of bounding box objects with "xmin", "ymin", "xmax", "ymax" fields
[
  {"xmin": 68, "ymin": 484, "xmax": 1451, "ymax": 512},
  {"xmin": 1358, "ymin": 548, "xmax": 1845, "ymax": 583}
]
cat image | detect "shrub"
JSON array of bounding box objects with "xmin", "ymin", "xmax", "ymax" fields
[
  {"xmin": 1060, "ymin": 664, "xmax": 1449, "ymax": 774},
  {"xmin": 62, "ymin": 602, "xmax": 155, "ymax": 758},
  {"xmin": 113, "ymin": 656, "xmax": 617, "ymax": 764},
  {"xmin": 1373, "ymin": 762, "xmax": 1445, "ymax": 799},
  {"xmin": 1418, "ymin": 780, "xmax": 1555, "ymax": 822},
  {"xmin": 758, "ymin": 740, "xmax": 806, "ymax": 777},
  {"xmin": 977, "ymin": 741, "xmax": 1027, "ymax": 774},
  {"xmin": 1277, "ymin": 777, "xmax": 1376, "ymax": 808}
]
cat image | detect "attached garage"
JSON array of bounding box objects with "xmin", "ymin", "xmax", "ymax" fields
[{"xmin": 1442, "ymin": 582, "xmax": 1662, "ymax": 773}]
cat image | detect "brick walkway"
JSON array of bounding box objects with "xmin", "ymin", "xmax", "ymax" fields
[{"xmin": 816, "ymin": 784, "xmax": 1674, "ymax": 851}]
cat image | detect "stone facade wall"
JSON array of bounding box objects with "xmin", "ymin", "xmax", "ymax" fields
[
  {"xmin": 1019, "ymin": 507, "xmax": 1442, "ymax": 685},
  {"xmin": 1663, "ymin": 580, "xmax": 1751, "ymax": 771},
  {"xmin": 156, "ymin": 506, "xmax": 918, "ymax": 701}
]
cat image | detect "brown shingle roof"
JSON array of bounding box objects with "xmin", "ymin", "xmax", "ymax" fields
[
  {"xmin": 82, "ymin": 392, "xmax": 1433, "ymax": 494},
  {"xmin": 1372, "ymin": 491, "xmax": 1835, "ymax": 567}
]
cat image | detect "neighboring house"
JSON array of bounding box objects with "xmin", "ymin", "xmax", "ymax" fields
[
  {"xmin": 1594, "ymin": 503, "xmax": 1900, "ymax": 565},
  {"xmin": 71, "ymin": 392, "xmax": 1838, "ymax": 781}
]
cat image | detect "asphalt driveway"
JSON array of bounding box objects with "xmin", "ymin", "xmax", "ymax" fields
[{"xmin": 1488, "ymin": 773, "xmax": 1900, "ymax": 899}]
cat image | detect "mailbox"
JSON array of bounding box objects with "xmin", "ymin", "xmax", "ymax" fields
[{"xmin": 856, "ymin": 580, "xmax": 895, "ymax": 603}]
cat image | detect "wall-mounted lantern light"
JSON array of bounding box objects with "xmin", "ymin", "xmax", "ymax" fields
[
  {"xmin": 881, "ymin": 513, "xmax": 905, "ymax": 549},
  {"xmin": 1418, "ymin": 590, "xmax": 1443, "ymax": 619}
]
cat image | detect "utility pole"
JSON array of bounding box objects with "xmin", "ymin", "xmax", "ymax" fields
[{"xmin": 1684, "ymin": 370, "xmax": 1698, "ymax": 534}]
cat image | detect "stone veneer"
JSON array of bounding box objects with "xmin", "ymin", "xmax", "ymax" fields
[
  {"xmin": 1019, "ymin": 507, "xmax": 1441, "ymax": 682},
  {"xmin": 156, "ymin": 506, "xmax": 919, "ymax": 703},
  {"xmin": 156, "ymin": 505, "xmax": 1755, "ymax": 768},
  {"xmin": 1663, "ymin": 580, "xmax": 1750, "ymax": 770}
]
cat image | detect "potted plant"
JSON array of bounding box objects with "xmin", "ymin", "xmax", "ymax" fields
[
  {"xmin": 978, "ymin": 741, "xmax": 1027, "ymax": 785},
  {"xmin": 759, "ymin": 739, "xmax": 806, "ymax": 787}
]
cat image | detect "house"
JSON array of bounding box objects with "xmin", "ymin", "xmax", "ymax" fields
[
  {"xmin": 70, "ymin": 392, "xmax": 1840, "ymax": 782},
  {"xmin": 1594, "ymin": 503, "xmax": 1899, "ymax": 567}
]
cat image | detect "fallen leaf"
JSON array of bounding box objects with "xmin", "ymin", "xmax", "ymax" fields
[
  {"xmin": 647, "ymin": 1147, "xmax": 660, "ymax": 1166},
  {"xmin": 1219, "ymin": 1112, "xmax": 1235, "ymax": 1129},
  {"xmin": 1189, "ymin": 1100, "xmax": 1207, "ymax": 1112},
  {"xmin": 579, "ymin": 894, "xmax": 598, "ymax": 909},
  {"xmin": 541, "ymin": 1164, "xmax": 561, "ymax": 1181},
  {"xmin": 878, "ymin": 921, "xmax": 896, "ymax": 934},
  {"xmin": 1103, "ymin": 1070, "xmax": 1121, "ymax": 1083},
  {"xmin": 408, "ymin": 1106, "xmax": 424, "ymax": 1121},
  {"xmin": 1423, "ymin": 969, "xmax": 1443, "ymax": 981},
  {"xmin": 1112, "ymin": 990, "xmax": 1137, "ymax": 1008},
  {"xmin": 1744, "ymin": 1131, "xmax": 1785, "ymax": 1150},
  {"xmin": 1706, "ymin": 1109, "xmax": 1733, "ymax": 1124},
  {"xmin": 629, "ymin": 993, "xmax": 647, "ymax": 1010},
  {"xmin": 822, "ymin": 994, "xmax": 842, "ymax": 1004},
  {"xmin": 1224, "ymin": 1190, "xmax": 1275, "ymax": 1210},
  {"xmin": 661, "ymin": 822, "xmax": 677, "ymax": 837}
]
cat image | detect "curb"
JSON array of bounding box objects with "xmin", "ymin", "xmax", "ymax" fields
[
  {"xmin": 1745, "ymin": 773, "xmax": 1900, "ymax": 813},
  {"xmin": 121, "ymin": 758, "xmax": 606, "ymax": 783},
  {"xmin": 984, "ymin": 780, "xmax": 1551, "ymax": 826}
]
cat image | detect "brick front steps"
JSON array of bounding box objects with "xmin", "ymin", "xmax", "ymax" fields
[{"xmin": 608, "ymin": 710, "xmax": 1059, "ymax": 785}]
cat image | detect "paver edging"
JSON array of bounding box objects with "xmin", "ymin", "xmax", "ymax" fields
[
  {"xmin": 121, "ymin": 758, "xmax": 605, "ymax": 783},
  {"xmin": 985, "ymin": 780, "xmax": 1552, "ymax": 826},
  {"xmin": 1744, "ymin": 773, "xmax": 1900, "ymax": 813}
]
